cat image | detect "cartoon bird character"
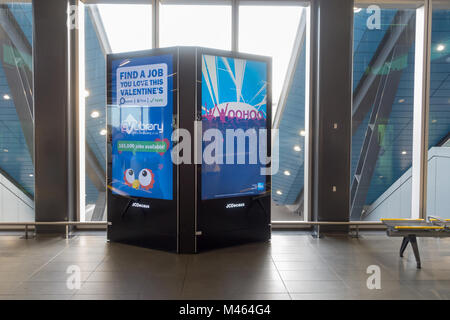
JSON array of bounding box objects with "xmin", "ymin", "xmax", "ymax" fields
[{"xmin": 124, "ymin": 168, "xmax": 155, "ymax": 190}]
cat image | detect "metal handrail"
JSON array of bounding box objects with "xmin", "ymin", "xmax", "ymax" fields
[
  {"xmin": 0, "ymin": 221, "xmax": 111, "ymax": 239},
  {"xmin": 0, "ymin": 220, "xmax": 383, "ymax": 239},
  {"xmin": 271, "ymin": 221, "xmax": 385, "ymax": 238},
  {"xmin": 271, "ymin": 221, "xmax": 382, "ymax": 225}
]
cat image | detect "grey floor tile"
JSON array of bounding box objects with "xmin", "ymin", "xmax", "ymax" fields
[
  {"xmin": 332, "ymin": 267, "xmax": 399, "ymax": 281},
  {"xmin": 284, "ymin": 280, "xmax": 348, "ymax": 293},
  {"xmin": 2, "ymin": 294, "xmax": 74, "ymax": 300},
  {"xmin": 73, "ymin": 293, "xmax": 140, "ymax": 300},
  {"xmin": 0, "ymin": 281, "xmax": 21, "ymax": 294},
  {"xmin": 40, "ymin": 261, "xmax": 102, "ymax": 272},
  {"xmin": 77, "ymin": 281, "xmax": 142, "ymax": 295},
  {"xmin": 0, "ymin": 271, "xmax": 35, "ymax": 282},
  {"xmin": 0, "ymin": 232, "xmax": 449, "ymax": 300},
  {"xmin": 347, "ymin": 288, "xmax": 424, "ymax": 300},
  {"xmin": 182, "ymin": 279, "xmax": 287, "ymax": 295},
  {"xmin": 29, "ymin": 271, "xmax": 91, "ymax": 282},
  {"xmin": 13, "ymin": 281, "xmax": 79, "ymax": 295},
  {"xmin": 85, "ymin": 271, "xmax": 148, "ymax": 282},
  {"xmin": 279, "ymin": 270, "xmax": 340, "ymax": 281},
  {"xmin": 274, "ymin": 261, "xmax": 331, "ymax": 271},
  {"xmin": 291, "ymin": 292, "xmax": 357, "ymax": 300},
  {"xmin": 271, "ymin": 253, "xmax": 323, "ymax": 262},
  {"xmin": 222, "ymin": 293, "xmax": 291, "ymax": 300},
  {"xmin": 185, "ymin": 269, "xmax": 282, "ymax": 282}
]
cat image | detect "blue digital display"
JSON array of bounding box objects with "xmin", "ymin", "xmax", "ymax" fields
[
  {"xmin": 110, "ymin": 54, "xmax": 173, "ymax": 200},
  {"xmin": 201, "ymin": 54, "xmax": 268, "ymax": 200}
]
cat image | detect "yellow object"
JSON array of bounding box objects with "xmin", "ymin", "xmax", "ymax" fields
[
  {"xmin": 132, "ymin": 180, "xmax": 140, "ymax": 189},
  {"xmin": 394, "ymin": 226, "xmax": 444, "ymax": 230},
  {"xmin": 381, "ymin": 218, "xmax": 424, "ymax": 221}
]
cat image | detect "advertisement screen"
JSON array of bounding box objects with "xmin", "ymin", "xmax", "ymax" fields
[
  {"xmin": 201, "ymin": 54, "xmax": 268, "ymax": 200},
  {"xmin": 110, "ymin": 54, "xmax": 173, "ymax": 200}
]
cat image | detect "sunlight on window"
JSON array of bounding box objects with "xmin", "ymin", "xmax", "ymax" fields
[
  {"xmin": 159, "ymin": 4, "xmax": 231, "ymax": 50},
  {"xmin": 97, "ymin": 4, "xmax": 152, "ymax": 53},
  {"xmin": 239, "ymin": 6, "xmax": 303, "ymax": 116}
]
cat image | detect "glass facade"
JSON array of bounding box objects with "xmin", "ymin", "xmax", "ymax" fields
[
  {"xmin": 239, "ymin": 5, "xmax": 304, "ymax": 117},
  {"xmin": 0, "ymin": 1, "xmax": 445, "ymax": 224},
  {"xmin": 96, "ymin": 4, "xmax": 152, "ymax": 53},
  {"xmin": 0, "ymin": 2, "xmax": 34, "ymax": 222},
  {"xmin": 78, "ymin": 1, "xmax": 450, "ymax": 223},
  {"xmin": 258, "ymin": 6, "xmax": 307, "ymax": 221},
  {"xmin": 82, "ymin": 3, "xmax": 152, "ymax": 221},
  {"xmin": 426, "ymin": 2, "xmax": 450, "ymax": 219},
  {"xmin": 350, "ymin": 4, "xmax": 418, "ymax": 221},
  {"xmin": 159, "ymin": 2, "xmax": 232, "ymax": 50}
]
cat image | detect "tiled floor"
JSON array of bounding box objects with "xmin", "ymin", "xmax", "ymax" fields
[{"xmin": 0, "ymin": 231, "xmax": 450, "ymax": 300}]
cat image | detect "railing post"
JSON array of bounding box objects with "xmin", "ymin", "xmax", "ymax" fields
[
  {"xmin": 25, "ymin": 224, "xmax": 28, "ymax": 239},
  {"xmin": 349, "ymin": 224, "xmax": 360, "ymax": 238},
  {"xmin": 312, "ymin": 224, "xmax": 322, "ymax": 239},
  {"xmin": 65, "ymin": 224, "xmax": 69, "ymax": 239}
]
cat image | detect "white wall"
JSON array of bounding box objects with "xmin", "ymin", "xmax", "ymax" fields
[
  {"xmin": 0, "ymin": 172, "xmax": 34, "ymax": 222},
  {"xmin": 426, "ymin": 148, "xmax": 450, "ymax": 218},
  {"xmin": 363, "ymin": 147, "xmax": 450, "ymax": 220}
]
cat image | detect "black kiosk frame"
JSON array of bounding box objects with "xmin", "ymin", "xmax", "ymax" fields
[{"xmin": 107, "ymin": 47, "xmax": 271, "ymax": 253}]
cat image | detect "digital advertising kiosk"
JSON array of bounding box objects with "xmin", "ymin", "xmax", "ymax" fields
[{"xmin": 107, "ymin": 47, "xmax": 271, "ymax": 253}]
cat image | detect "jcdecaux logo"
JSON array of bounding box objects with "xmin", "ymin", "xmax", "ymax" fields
[{"xmin": 225, "ymin": 203, "xmax": 245, "ymax": 209}]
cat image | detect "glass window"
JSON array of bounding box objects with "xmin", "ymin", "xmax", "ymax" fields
[
  {"xmin": 351, "ymin": 4, "xmax": 421, "ymax": 221},
  {"xmin": 81, "ymin": 3, "xmax": 152, "ymax": 221},
  {"xmin": 426, "ymin": 1, "xmax": 450, "ymax": 219},
  {"xmin": 0, "ymin": 2, "xmax": 34, "ymax": 222},
  {"xmin": 268, "ymin": 6, "xmax": 308, "ymax": 222},
  {"xmin": 159, "ymin": 2, "xmax": 232, "ymax": 50},
  {"xmin": 97, "ymin": 4, "xmax": 152, "ymax": 53},
  {"xmin": 239, "ymin": 4, "xmax": 304, "ymax": 117}
]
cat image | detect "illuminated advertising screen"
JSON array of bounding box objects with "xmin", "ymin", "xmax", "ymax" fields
[
  {"xmin": 201, "ymin": 54, "xmax": 268, "ymax": 200},
  {"xmin": 110, "ymin": 54, "xmax": 173, "ymax": 200}
]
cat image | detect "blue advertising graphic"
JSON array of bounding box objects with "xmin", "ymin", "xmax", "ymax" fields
[
  {"xmin": 201, "ymin": 54, "xmax": 268, "ymax": 200},
  {"xmin": 110, "ymin": 54, "xmax": 173, "ymax": 200}
]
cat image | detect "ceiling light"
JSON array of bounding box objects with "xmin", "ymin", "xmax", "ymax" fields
[
  {"xmin": 3, "ymin": 94, "xmax": 10, "ymax": 100},
  {"xmin": 353, "ymin": 7, "xmax": 362, "ymax": 13},
  {"xmin": 3, "ymin": 149, "xmax": 8, "ymax": 152},
  {"xmin": 299, "ymin": 130, "xmax": 306, "ymax": 136},
  {"xmin": 437, "ymin": 44, "xmax": 445, "ymax": 52},
  {"xmin": 29, "ymin": 174, "xmax": 33, "ymax": 177},
  {"xmin": 100, "ymin": 129, "xmax": 107, "ymax": 136},
  {"xmin": 432, "ymin": 119, "xmax": 437, "ymax": 123},
  {"xmin": 284, "ymin": 170, "xmax": 291, "ymax": 176},
  {"xmin": 401, "ymin": 150, "xmax": 407, "ymax": 155},
  {"xmin": 398, "ymin": 98, "xmax": 405, "ymax": 103},
  {"xmin": 293, "ymin": 145, "xmax": 301, "ymax": 152},
  {"xmin": 90, "ymin": 111, "xmax": 100, "ymax": 118},
  {"xmin": 276, "ymin": 190, "xmax": 283, "ymax": 195}
]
